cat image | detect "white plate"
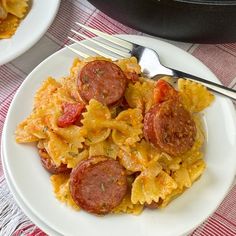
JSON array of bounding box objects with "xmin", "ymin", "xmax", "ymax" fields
[
  {"xmin": 1, "ymin": 142, "xmax": 61, "ymax": 236},
  {"xmin": 3, "ymin": 35, "xmax": 236, "ymax": 236},
  {"xmin": 0, "ymin": 0, "xmax": 60, "ymax": 65}
]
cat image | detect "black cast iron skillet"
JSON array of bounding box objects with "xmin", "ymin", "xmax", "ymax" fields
[{"xmin": 88, "ymin": 0, "xmax": 236, "ymax": 43}]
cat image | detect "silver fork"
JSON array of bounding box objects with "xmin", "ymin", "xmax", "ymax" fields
[{"xmin": 66, "ymin": 22, "xmax": 236, "ymax": 100}]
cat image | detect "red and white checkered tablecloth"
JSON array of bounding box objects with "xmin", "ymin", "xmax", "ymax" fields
[{"xmin": 0, "ymin": 1, "xmax": 236, "ymax": 235}]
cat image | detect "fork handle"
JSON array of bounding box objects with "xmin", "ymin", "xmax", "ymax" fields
[{"xmin": 173, "ymin": 70, "xmax": 236, "ymax": 100}]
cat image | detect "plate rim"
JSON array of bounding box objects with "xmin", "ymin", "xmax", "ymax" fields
[
  {"xmin": 1, "ymin": 140, "xmax": 61, "ymax": 236},
  {"xmin": 0, "ymin": 0, "xmax": 61, "ymax": 65},
  {"xmin": 2, "ymin": 34, "xmax": 236, "ymax": 236}
]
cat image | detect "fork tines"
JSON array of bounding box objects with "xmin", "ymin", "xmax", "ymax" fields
[{"xmin": 66, "ymin": 22, "xmax": 133, "ymax": 60}]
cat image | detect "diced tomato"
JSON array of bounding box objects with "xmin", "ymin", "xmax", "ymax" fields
[
  {"xmin": 57, "ymin": 102, "xmax": 85, "ymax": 128},
  {"xmin": 154, "ymin": 79, "xmax": 178, "ymax": 104}
]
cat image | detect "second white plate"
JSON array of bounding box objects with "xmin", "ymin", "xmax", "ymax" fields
[
  {"xmin": 0, "ymin": 0, "xmax": 60, "ymax": 65},
  {"xmin": 1, "ymin": 142, "xmax": 61, "ymax": 236}
]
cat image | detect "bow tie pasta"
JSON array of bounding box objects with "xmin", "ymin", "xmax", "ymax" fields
[{"xmin": 0, "ymin": 0, "xmax": 29, "ymax": 39}]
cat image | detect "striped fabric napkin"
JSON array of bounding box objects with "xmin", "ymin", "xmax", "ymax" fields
[{"xmin": 0, "ymin": 0, "xmax": 236, "ymax": 235}]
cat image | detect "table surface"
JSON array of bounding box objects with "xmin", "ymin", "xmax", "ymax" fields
[{"xmin": 0, "ymin": 0, "xmax": 236, "ymax": 235}]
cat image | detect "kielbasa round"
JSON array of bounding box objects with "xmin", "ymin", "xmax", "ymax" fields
[
  {"xmin": 39, "ymin": 149, "xmax": 71, "ymax": 174},
  {"xmin": 78, "ymin": 60, "xmax": 127, "ymax": 105},
  {"xmin": 70, "ymin": 156, "xmax": 128, "ymax": 215},
  {"xmin": 145, "ymin": 201, "xmax": 159, "ymax": 209},
  {"xmin": 144, "ymin": 100, "xmax": 196, "ymax": 156},
  {"xmin": 143, "ymin": 105, "xmax": 159, "ymax": 145}
]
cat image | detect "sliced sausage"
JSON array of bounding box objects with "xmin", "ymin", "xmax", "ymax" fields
[
  {"xmin": 39, "ymin": 149, "xmax": 71, "ymax": 174},
  {"xmin": 145, "ymin": 201, "xmax": 159, "ymax": 209},
  {"xmin": 70, "ymin": 156, "xmax": 128, "ymax": 215},
  {"xmin": 144, "ymin": 100, "xmax": 196, "ymax": 156},
  {"xmin": 143, "ymin": 105, "xmax": 159, "ymax": 145},
  {"xmin": 78, "ymin": 60, "xmax": 127, "ymax": 105},
  {"xmin": 57, "ymin": 102, "xmax": 85, "ymax": 128}
]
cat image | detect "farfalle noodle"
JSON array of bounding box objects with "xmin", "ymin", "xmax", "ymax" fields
[
  {"xmin": 131, "ymin": 159, "xmax": 177, "ymax": 204},
  {"xmin": 178, "ymin": 78, "xmax": 215, "ymax": 112},
  {"xmin": 81, "ymin": 99, "xmax": 111, "ymax": 145},
  {"xmin": 112, "ymin": 108, "xmax": 143, "ymax": 146},
  {"xmin": 0, "ymin": 2, "xmax": 8, "ymax": 19},
  {"xmin": 0, "ymin": 0, "xmax": 29, "ymax": 39},
  {"xmin": 2, "ymin": 0, "xmax": 28, "ymax": 18},
  {"xmin": 112, "ymin": 191, "xmax": 143, "ymax": 215},
  {"xmin": 51, "ymin": 174, "xmax": 80, "ymax": 210},
  {"xmin": 125, "ymin": 80, "xmax": 155, "ymax": 113},
  {"xmin": 118, "ymin": 140, "xmax": 160, "ymax": 172},
  {"xmin": 89, "ymin": 138, "xmax": 119, "ymax": 160}
]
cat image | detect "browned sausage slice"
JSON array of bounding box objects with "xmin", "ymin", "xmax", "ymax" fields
[
  {"xmin": 145, "ymin": 201, "xmax": 159, "ymax": 209},
  {"xmin": 39, "ymin": 149, "xmax": 71, "ymax": 174},
  {"xmin": 144, "ymin": 100, "xmax": 196, "ymax": 156},
  {"xmin": 78, "ymin": 60, "xmax": 127, "ymax": 105},
  {"xmin": 70, "ymin": 156, "xmax": 128, "ymax": 215},
  {"xmin": 143, "ymin": 105, "xmax": 159, "ymax": 145}
]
